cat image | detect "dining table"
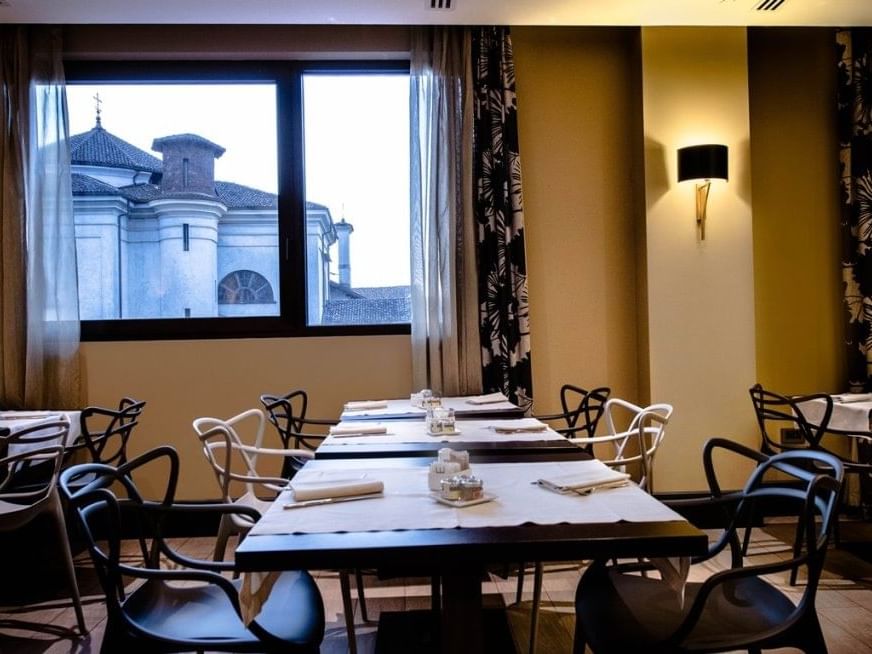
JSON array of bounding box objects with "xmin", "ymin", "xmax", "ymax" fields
[
  {"xmin": 796, "ymin": 394, "xmax": 872, "ymax": 508},
  {"xmin": 339, "ymin": 393, "xmax": 524, "ymax": 422},
  {"xmin": 235, "ymin": 455, "xmax": 708, "ymax": 654},
  {"xmin": 315, "ymin": 417, "xmax": 585, "ymax": 460}
]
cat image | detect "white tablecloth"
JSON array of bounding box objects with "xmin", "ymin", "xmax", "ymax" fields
[
  {"xmin": 250, "ymin": 460, "xmax": 685, "ymax": 536},
  {"xmin": 797, "ymin": 398, "xmax": 870, "ymax": 505},
  {"xmin": 340, "ymin": 394, "xmax": 521, "ymax": 421},
  {"xmin": 322, "ymin": 418, "xmax": 564, "ymax": 446},
  {"xmin": 0, "ymin": 411, "xmax": 81, "ymax": 456}
]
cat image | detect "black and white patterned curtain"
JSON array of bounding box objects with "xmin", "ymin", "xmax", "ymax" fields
[
  {"xmin": 838, "ymin": 29, "xmax": 872, "ymax": 391},
  {"xmin": 471, "ymin": 27, "xmax": 533, "ymax": 408}
]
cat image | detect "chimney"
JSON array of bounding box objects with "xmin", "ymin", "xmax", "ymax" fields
[
  {"xmin": 335, "ymin": 219, "xmax": 354, "ymax": 287},
  {"xmin": 152, "ymin": 133, "xmax": 225, "ymax": 195}
]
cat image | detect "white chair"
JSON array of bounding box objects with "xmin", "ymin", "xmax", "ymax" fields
[
  {"xmin": 0, "ymin": 420, "xmax": 87, "ymax": 636},
  {"xmin": 570, "ymin": 398, "xmax": 674, "ymax": 492},
  {"xmin": 193, "ymin": 408, "xmax": 363, "ymax": 654},
  {"xmin": 525, "ymin": 399, "xmax": 673, "ymax": 654},
  {"xmin": 192, "ymin": 408, "xmax": 313, "ymax": 561}
]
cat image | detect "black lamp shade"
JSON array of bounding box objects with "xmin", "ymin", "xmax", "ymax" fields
[{"xmin": 677, "ymin": 144, "xmax": 728, "ymax": 182}]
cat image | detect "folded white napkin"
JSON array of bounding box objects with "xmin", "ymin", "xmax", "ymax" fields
[
  {"xmin": 536, "ymin": 460, "xmax": 630, "ymax": 493},
  {"xmin": 832, "ymin": 393, "xmax": 872, "ymax": 403},
  {"xmin": 492, "ymin": 419, "xmax": 547, "ymax": 434},
  {"xmin": 329, "ymin": 424, "xmax": 388, "ymax": 436},
  {"xmin": 344, "ymin": 400, "xmax": 389, "ymax": 411},
  {"xmin": 290, "ymin": 479, "xmax": 384, "ymax": 501},
  {"xmin": 466, "ymin": 392, "xmax": 508, "ymax": 405}
]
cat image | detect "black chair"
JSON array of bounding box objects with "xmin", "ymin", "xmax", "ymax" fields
[
  {"xmin": 67, "ymin": 397, "xmax": 147, "ymax": 469},
  {"xmin": 260, "ymin": 390, "xmax": 337, "ymax": 479},
  {"xmin": 573, "ymin": 439, "xmax": 844, "ymax": 654},
  {"xmin": 744, "ymin": 383, "xmax": 837, "ymax": 555},
  {"xmin": 533, "ymin": 384, "xmax": 611, "ymax": 447},
  {"xmin": 748, "ymin": 384, "xmax": 831, "ymax": 456},
  {"xmin": 59, "ymin": 446, "xmax": 325, "ymax": 654}
]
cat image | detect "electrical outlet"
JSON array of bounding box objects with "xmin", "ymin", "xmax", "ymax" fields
[{"xmin": 780, "ymin": 427, "xmax": 805, "ymax": 446}]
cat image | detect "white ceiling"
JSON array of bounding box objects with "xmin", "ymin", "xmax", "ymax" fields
[{"xmin": 2, "ymin": 0, "xmax": 871, "ymax": 26}]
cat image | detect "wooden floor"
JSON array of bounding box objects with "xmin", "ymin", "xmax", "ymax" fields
[{"xmin": 1, "ymin": 521, "xmax": 870, "ymax": 654}]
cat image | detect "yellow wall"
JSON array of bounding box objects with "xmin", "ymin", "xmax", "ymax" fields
[
  {"xmin": 513, "ymin": 27, "xmax": 645, "ymax": 415},
  {"xmin": 82, "ymin": 336, "xmax": 412, "ymax": 498},
  {"xmin": 641, "ymin": 28, "xmax": 759, "ymax": 491},
  {"xmin": 748, "ymin": 28, "xmax": 844, "ymax": 395}
]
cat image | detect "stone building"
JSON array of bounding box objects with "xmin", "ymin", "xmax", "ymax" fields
[{"xmin": 69, "ymin": 122, "xmax": 409, "ymax": 324}]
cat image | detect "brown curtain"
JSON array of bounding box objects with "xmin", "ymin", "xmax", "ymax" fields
[{"xmin": 0, "ymin": 27, "xmax": 81, "ymax": 409}]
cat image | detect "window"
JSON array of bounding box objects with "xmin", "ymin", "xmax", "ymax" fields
[{"xmin": 65, "ymin": 61, "xmax": 410, "ymax": 340}]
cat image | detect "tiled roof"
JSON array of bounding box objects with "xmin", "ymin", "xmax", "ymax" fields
[
  {"xmin": 71, "ymin": 173, "xmax": 122, "ymax": 196},
  {"xmin": 215, "ymin": 182, "xmax": 277, "ymax": 209},
  {"xmin": 70, "ymin": 127, "xmax": 163, "ymax": 174},
  {"xmin": 323, "ymin": 286, "xmax": 411, "ymax": 324},
  {"xmin": 353, "ymin": 286, "xmax": 411, "ymax": 300}
]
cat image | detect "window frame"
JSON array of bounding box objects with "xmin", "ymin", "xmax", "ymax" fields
[{"xmin": 65, "ymin": 60, "xmax": 411, "ymax": 342}]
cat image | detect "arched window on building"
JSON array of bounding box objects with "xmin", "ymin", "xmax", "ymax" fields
[{"xmin": 218, "ymin": 270, "xmax": 275, "ymax": 304}]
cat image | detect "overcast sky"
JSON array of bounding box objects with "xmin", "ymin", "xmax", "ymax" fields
[{"xmin": 67, "ymin": 77, "xmax": 410, "ymax": 288}]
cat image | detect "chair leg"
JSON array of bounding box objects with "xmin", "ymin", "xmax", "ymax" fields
[
  {"xmin": 528, "ymin": 562, "xmax": 543, "ymax": 654},
  {"xmin": 789, "ymin": 518, "xmax": 804, "ymax": 586},
  {"xmin": 214, "ymin": 514, "xmax": 233, "ymax": 562},
  {"xmin": 430, "ymin": 575, "xmax": 441, "ymax": 616},
  {"xmin": 339, "ymin": 570, "xmax": 358, "ymax": 654},
  {"xmin": 515, "ymin": 562, "xmax": 525, "ymax": 604},
  {"xmin": 572, "ymin": 607, "xmax": 587, "ymax": 654},
  {"xmin": 354, "ymin": 568, "xmax": 369, "ymax": 623},
  {"xmin": 50, "ymin": 494, "xmax": 87, "ymax": 635}
]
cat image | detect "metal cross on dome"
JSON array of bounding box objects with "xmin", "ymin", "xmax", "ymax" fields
[{"xmin": 93, "ymin": 92, "xmax": 102, "ymax": 128}]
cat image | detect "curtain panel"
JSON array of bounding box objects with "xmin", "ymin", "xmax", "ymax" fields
[
  {"xmin": 838, "ymin": 28, "xmax": 872, "ymax": 391},
  {"xmin": 0, "ymin": 27, "xmax": 80, "ymax": 409},
  {"xmin": 410, "ymin": 28, "xmax": 483, "ymax": 396},
  {"xmin": 471, "ymin": 27, "xmax": 533, "ymax": 409}
]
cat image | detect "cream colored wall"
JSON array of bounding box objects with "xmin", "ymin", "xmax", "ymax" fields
[
  {"xmin": 641, "ymin": 28, "xmax": 759, "ymax": 491},
  {"xmin": 513, "ymin": 28, "xmax": 644, "ymax": 416},
  {"xmin": 748, "ymin": 28, "xmax": 844, "ymax": 395},
  {"xmin": 81, "ymin": 336, "xmax": 412, "ymax": 498}
]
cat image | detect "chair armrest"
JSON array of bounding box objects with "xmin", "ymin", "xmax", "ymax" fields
[
  {"xmin": 567, "ymin": 430, "xmax": 633, "ymax": 446},
  {"xmin": 532, "ymin": 412, "xmax": 568, "ymax": 422},
  {"xmin": 702, "ymin": 437, "xmax": 768, "ymax": 498},
  {"xmin": 234, "ymin": 444, "xmax": 315, "ymax": 460}
]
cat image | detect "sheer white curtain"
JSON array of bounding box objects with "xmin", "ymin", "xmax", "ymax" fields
[
  {"xmin": 409, "ymin": 27, "xmax": 482, "ymax": 395},
  {"xmin": 0, "ymin": 27, "xmax": 80, "ymax": 409}
]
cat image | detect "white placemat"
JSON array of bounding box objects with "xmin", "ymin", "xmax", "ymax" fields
[
  {"xmin": 340, "ymin": 395, "xmax": 521, "ymax": 421},
  {"xmin": 249, "ymin": 460, "xmax": 684, "ymax": 536},
  {"xmin": 321, "ymin": 418, "xmax": 563, "ymax": 446}
]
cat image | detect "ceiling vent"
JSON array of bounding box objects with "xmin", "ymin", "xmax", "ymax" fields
[
  {"xmin": 755, "ymin": 0, "xmax": 788, "ymax": 10},
  {"xmin": 429, "ymin": 0, "xmax": 454, "ymax": 10}
]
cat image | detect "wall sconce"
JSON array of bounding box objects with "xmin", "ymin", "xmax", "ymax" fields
[{"xmin": 677, "ymin": 144, "xmax": 728, "ymax": 240}]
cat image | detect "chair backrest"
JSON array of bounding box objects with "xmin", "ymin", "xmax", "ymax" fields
[
  {"xmin": 58, "ymin": 447, "xmax": 180, "ymax": 625},
  {"xmin": 559, "ymin": 385, "xmax": 611, "ymax": 437},
  {"xmin": 0, "ymin": 418, "xmax": 70, "ymax": 501},
  {"xmin": 0, "ymin": 421, "xmax": 66, "ymax": 528},
  {"xmin": 748, "ymin": 384, "xmax": 830, "ymax": 454},
  {"xmin": 193, "ymin": 408, "xmax": 287, "ymax": 504},
  {"xmin": 71, "ymin": 397, "xmax": 146, "ymax": 467},
  {"xmin": 602, "ymin": 399, "xmax": 673, "ymax": 492},
  {"xmin": 260, "ymin": 390, "xmax": 309, "ymax": 448},
  {"xmin": 261, "ymin": 390, "xmax": 333, "ymax": 478}
]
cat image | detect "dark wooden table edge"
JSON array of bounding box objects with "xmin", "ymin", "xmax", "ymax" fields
[{"xmin": 235, "ymin": 521, "xmax": 708, "ymax": 571}]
